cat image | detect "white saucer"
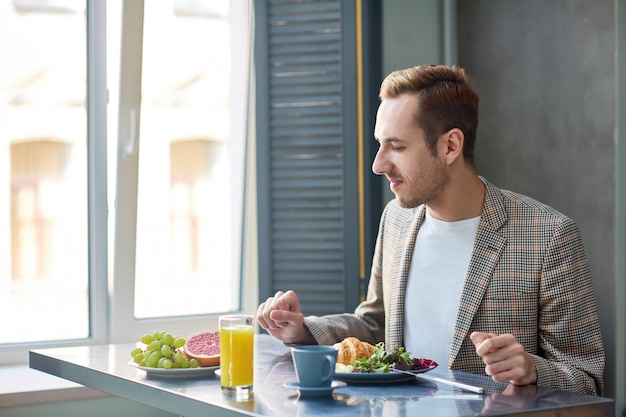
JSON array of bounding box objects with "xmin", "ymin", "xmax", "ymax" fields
[{"xmin": 284, "ymin": 380, "xmax": 347, "ymax": 398}]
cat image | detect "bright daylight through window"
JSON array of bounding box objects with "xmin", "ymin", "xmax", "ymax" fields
[
  {"xmin": 132, "ymin": 1, "xmax": 241, "ymax": 318},
  {"xmin": 0, "ymin": 0, "xmax": 250, "ymax": 363},
  {"xmin": 0, "ymin": 1, "xmax": 89, "ymax": 345}
]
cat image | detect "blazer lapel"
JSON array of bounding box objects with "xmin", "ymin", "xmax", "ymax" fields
[
  {"xmin": 387, "ymin": 206, "xmax": 425, "ymax": 349},
  {"xmin": 449, "ymin": 180, "xmax": 507, "ymax": 366}
]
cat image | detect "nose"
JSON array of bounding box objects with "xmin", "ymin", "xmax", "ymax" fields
[{"xmin": 371, "ymin": 148, "xmax": 388, "ymax": 176}]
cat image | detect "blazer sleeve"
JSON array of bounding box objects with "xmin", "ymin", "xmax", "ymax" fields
[
  {"xmin": 303, "ymin": 203, "xmax": 390, "ymax": 346},
  {"xmin": 532, "ymin": 217, "xmax": 605, "ymax": 396}
]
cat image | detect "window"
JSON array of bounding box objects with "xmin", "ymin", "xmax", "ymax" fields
[
  {"xmin": 111, "ymin": 0, "xmax": 252, "ymax": 342},
  {"xmin": 127, "ymin": 1, "xmax": 242, "ymax": 321},
  {"xmin": 0, "ymin": 1, "xmax": 90, "ymax": 361},
  {"xmin": 0, "ymin": 0, "xmax": 253, "ymax": 364}
]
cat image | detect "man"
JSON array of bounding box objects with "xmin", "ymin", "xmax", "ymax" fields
[{"xmin": 256, "ymin": 65, "xmax": 605, "ymax": 395}]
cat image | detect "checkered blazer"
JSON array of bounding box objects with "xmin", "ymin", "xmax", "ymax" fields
[{"xmin": 305, "ymin": 178, "xmax": 605, "ymax": 395}]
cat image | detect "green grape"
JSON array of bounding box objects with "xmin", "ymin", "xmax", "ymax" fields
[
  {"xmin": 146, "ymin": 353, "xmax": 157, "ymax": 365},
  {"xmin": 180, "ymin": 357, "xmax": 190, "ymax": 368},
  {"xmin": 157, "ymin": 357, "xmax": 168, "ymax": 368},
  {"xmin": 173, "ymin": 337, "xmax": 186, "ymax": 348},
  {"xmin": 161, "ymin": 333, "xmax": 173, "ymax": 345},
  {"xmin": 160, "ymin": 344, "xmax": 172, "ymax": 356},
  {"xmin": 149, "ymin": 340, "xmax": 163, "ymax": 351},
  {"xmin": 146, "ymin": 353, "xmax": 159, "ymax": 368},
  {"xmin": 134, "ymin": 331, "xmax": 192, "ymax": 371}
]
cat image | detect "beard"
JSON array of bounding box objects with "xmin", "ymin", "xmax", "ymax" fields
[{"xmin": 393, "ymin": 165, "xmax": 448, "ymax": 209}]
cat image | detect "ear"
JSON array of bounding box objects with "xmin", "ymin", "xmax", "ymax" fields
[{"xmin": 440, "ymin": 128, "xmax": 464, "ymax": 165}]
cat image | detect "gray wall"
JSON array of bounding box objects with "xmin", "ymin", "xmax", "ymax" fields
[
  {"xmin": 384, "ymin": 0, "xmax": 624, "ymax": 413},
  {"xmin": 457, "ymin": 0, "xmax": 620, "ymax": 403}
]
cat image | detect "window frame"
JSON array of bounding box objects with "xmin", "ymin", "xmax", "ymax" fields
[
  {"xmin": 2, "ymin": 0, "xmax": 256, "ymax": 365},
  {"xmin": 110, "ymin": 0, "xmax": 254, "ymax": 342},
  {"xmin": 0, "ymin": 0, "xmax": 108, "ymax": 366}
]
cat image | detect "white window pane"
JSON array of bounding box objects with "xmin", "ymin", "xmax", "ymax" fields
[
  {"xmin": 133, "ymin": 1, "xmax": 237, "ymax": 319},
  {"xmin": 0, "ymin": 2, "xmax": 89, "ymax": 344}
]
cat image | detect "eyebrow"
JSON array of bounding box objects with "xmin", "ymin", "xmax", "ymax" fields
[{"xmin": 374, "ymin": 136, "xmax": 406, "ymax": 144}]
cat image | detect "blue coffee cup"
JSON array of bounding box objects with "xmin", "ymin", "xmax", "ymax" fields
[{"xmin": 291, "ymin": 345, "xmax": 337, "ymax": 388}]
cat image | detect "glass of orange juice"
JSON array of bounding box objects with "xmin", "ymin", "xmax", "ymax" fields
[{"xmin": 219, "ymin": 314, "xmax": 254, "ymax": 400}]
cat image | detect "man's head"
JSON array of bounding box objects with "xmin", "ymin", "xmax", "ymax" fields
[
  {"xmin": 379, "ymin": 65, "xmax": 479, "ymax": 163},
  {"xmin": 373, "ymin": 65, "xmax": 481, "ymax": 210}
]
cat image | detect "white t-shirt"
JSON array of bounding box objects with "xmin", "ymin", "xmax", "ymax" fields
[{"xmin": 403, "ymin": 211, "xmax": 480, "ymax": 366}]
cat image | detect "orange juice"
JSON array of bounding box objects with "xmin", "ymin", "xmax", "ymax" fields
[{"xmin": 220, "ymin": 321, "xmax": 254, "ymax": 389}]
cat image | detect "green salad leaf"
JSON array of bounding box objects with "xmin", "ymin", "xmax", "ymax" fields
[{"xmin": 341, "ymin": 342, "xmax": 438, "ymax": 374}]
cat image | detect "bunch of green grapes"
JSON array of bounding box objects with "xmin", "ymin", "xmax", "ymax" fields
[{"xmin": 130, "ymin": 331, "xmax": 199, "ymax": 369}]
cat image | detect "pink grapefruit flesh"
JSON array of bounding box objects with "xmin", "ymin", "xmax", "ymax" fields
[{"xmin": 183, "ymin": 330, "xmax": 220, "ymax": 367}]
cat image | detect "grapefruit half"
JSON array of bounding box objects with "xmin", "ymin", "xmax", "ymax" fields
[{"xmin": 183, "ymin": 330, "xmax": 220, "ymax": 367}]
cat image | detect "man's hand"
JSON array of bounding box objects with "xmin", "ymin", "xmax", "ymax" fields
[
  {"xmin": 470, "ymin": 331, "xmax": 538, "ymax": 386},
  {"xmin": 256, "ymin": 290, "xmax": 315, "ymax": 344}
]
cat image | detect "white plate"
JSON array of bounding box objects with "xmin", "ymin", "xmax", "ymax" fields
[
  {"xmin": 129, "ymin": 360, "xmax": 218, "ymax": 378},
  {"xmin": 334, "ymin": 365, "xmax": 437, "ymax": 384}
]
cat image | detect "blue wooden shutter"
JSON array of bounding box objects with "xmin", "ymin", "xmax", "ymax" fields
[{"xmin": 255, "ymin": 0, "xmax": 382, "ymax": 316}]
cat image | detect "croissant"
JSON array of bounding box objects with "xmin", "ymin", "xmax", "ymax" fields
[{"xmin": 332, "ymin": 337, "xmax": 375, "ymax": 365}]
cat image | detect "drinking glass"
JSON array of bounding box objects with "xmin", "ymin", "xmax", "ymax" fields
[{"xmin": 219, "ymin": 314, "xmax": 254, "ymax": 400}]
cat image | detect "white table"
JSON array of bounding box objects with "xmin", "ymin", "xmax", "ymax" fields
[{"xmin": 29, "ymin": 334, "xmax": 614, "ymax": 417}]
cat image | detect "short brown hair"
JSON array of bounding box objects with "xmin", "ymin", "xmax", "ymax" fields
[{"xmin": 379, "ymin": 65, "xmax": 479, "ymax": 162}]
